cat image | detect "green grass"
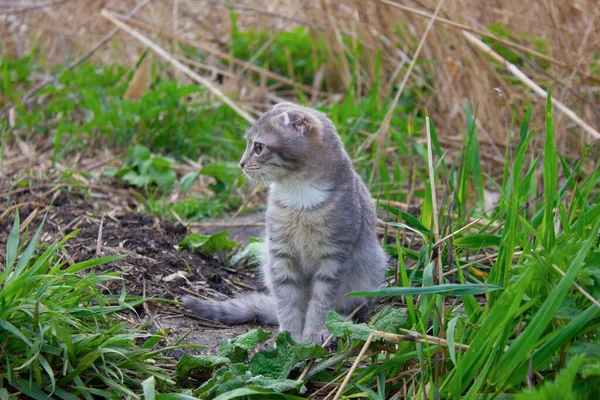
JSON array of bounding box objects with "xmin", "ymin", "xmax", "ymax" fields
[
  {"xmin": 1, "ymin": 21, "xmax": 600, "ymax": 399},
  {"xmin": 0, "ymin": 214, "xmax": 180, "ymax": 398}
]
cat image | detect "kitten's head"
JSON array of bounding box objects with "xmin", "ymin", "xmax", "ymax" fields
[{"xmin": 240, "ymin": 102, "xmax": 342, "ymax": 184}]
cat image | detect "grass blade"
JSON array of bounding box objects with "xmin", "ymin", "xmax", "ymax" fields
[
  {"xmin": 494, "ymin": 218, "xmax": 600, "ymax": 386},
  {"xmin": 542, "ymin": 87, "xmax": 558, "ymax": 249},
  {"xmin": 349, "ymin": 283, "xmax": 503, "ymax": 297}
]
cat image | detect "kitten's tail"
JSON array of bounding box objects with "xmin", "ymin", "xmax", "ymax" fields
[{"xmin": 181, "ymin": 293, "xmax": 278, "ymax": 325}]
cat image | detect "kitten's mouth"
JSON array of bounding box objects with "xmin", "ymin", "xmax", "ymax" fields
[{"xmin": 242, "ymin": 167, "xmax": 275, "ymax": 184}]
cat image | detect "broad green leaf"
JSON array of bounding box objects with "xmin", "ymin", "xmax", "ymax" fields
[
  {"xmin": 180, "ymin": 231, "xmax": 238, "ymax": 254},
  {"xmin": 221, "ymin": 327, "xmax": 271, "ymax": 363},
  {"xmin": 325, "ymin": 310, "xmax": 373, "ymax": 341},
  {"xmin": 175, "ymin": 354, "xmax": 230, "ymax": 380},
  {"xmin": 230, "ymin": 241, "xmax": 263, "ymax": 266},
  {"xmin": 180, "ymin": 171, "xmax": 199, "ymax": 191},
  {"xmin": 373, "ymin": 307, "xmax": 408, "ymax": 333},
  {"xmin": 213, "ymin": 387, "xmax": 305, "ymax": 400}
]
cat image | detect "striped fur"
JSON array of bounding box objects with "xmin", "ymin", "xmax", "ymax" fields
[{"xmin": 181, "ymin": 293, "xmax": 278, "ymax": 325}]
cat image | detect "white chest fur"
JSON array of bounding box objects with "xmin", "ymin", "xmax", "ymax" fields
[{"xmin": 269, "ymin": 182, "xmax": 330, "ymax": 210}]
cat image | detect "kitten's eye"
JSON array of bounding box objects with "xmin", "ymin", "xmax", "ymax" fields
[{"xmin": 254, "ymin": 142, "xmax": 265, "ymax": 154}]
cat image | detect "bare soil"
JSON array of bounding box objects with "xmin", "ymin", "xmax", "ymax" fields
[{"xmin": 0, "ymin": 141, "xmax": 271, "ymax": 357}]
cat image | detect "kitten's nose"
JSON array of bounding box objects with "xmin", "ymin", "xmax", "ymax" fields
[{"xmin": 240, "ymin": 161, "xmax": 246, "ymax": 169}]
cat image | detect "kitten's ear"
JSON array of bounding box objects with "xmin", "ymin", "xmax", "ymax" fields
[{"xmin": 274, "ymin": 109, "xmax": 321, "ymax": 136}]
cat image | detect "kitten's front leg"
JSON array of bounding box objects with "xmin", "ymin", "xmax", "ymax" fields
[
  {"xmin": 303, "ymin": 259, "xmax": 344, "ymax": 344},
  {"xmin": 270, "ymin": 256, "xmax": 305, "ymax": 340}
]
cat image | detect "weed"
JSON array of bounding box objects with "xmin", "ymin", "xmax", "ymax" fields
[{"xmin": 0, "ymin": 214, "xmax": 177, "ymax": 397}]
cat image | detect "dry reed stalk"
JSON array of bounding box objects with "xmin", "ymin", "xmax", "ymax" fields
[
  {"xmin": 100, "ymin": 8, "xmax": 256, "ymax": 124},
  {"xmin": 5, "ymin": 0, "xmax": 600, "ymax": 154},
  {"xmin": 376, "ymin": 0, "xmax": 576, "ymax": 71},
  {"xmin": 21, "ymin": 0, "xmax": 150, "ymax": 102},
  {"xmin": 332, "ymin": 328, "xmax": 469, "ymax": 399},
  {"xmin": 115, "ymin": 17, "xmax": 325, "ymax": 98},
  {"xmin": 462, "ymin": 31, "xmax": 600, "ymax": 141},
  {"xmin": 375, "ymin": 0, "xmax": 446, "ymax": 152},
  {"xmin": 552, "ymin": 264, "xmax": 600, "ymax": 309}
]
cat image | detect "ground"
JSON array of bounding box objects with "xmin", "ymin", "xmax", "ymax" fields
[{"xmin": 0, "ymin": 139, "xmax": 273, "ymax": 357}]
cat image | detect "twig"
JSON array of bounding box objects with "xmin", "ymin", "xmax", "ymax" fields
[
  {"xmin": 375, "ymin": 329, "xmax": 468, "ymax": 350},
  {"xmin": 462, "ymin": 31, "xmax": 600, "ymax": 141},
  {"xmin": 332, "ymin": 332, "xmax": 375, "ymax": 400},
  {"xmin": 376, "ymin": 0, "xmax": 571, "ymax": 71},
  {"xmin": 298, "ymin": 303, "xmax": 366, "ymax": 382},
  {"xmin": 112, "ymin": 17, "xmax": 326, "ymax": 98},
  {"xmin": 552, "ymin": 264, "xmax": 600, "ymax": 309},
  {"xmin": 95, "ymin": 216, "xmax": 104, "ymax": 258},
  {"xmin": 19, "ymin": 208, "xmax": 39, "ymax": 233},
  {"xmin": 434, "ymin": 218, "xmax": 482, "ymax": 247},
  {"xmin": 188, "ymin": 0, "xmax": 329, "ymax": 30},
  {"xmin": 331, "ymin": 327, "xmax": 470, "ymax": 399},
  {"xmin": 0, "ymin": 202, "xmax": 46, "ymax": 221},
  {"xmin": 374, "ymin": 0, "xmax": 446, "ymax": 150},
  {"xmin": 100, "ymin": 9, "xmax": 256, "ymax": 124}
]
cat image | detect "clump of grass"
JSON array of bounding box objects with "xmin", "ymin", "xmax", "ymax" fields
[{"xmin": 0, "ymin": 213, "xmax": 177, "ymax": 398}]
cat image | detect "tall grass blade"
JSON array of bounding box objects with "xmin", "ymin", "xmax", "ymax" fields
[
  {"xmin": 5, "ymin": 211, "xmax": 19, "ymax": 270},
  {"xmin": 542, "ymin": 87, "xmax": 558, "ymax": 249},
  {"xmin": 493, "ymin": 218, "xmax": 600, "ymax": 387}
]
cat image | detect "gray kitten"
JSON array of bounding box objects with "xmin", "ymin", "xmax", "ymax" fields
[{"xmin": 182, "ymin": 102, "xmax": 387, "ymax": 344}]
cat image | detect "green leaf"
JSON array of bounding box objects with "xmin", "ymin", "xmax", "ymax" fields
[
  {"xmin": 514, "ymin": 355, "xmax": 586, "ymax": 400},
  {"xmin": 0, "ymin": 320, "xmax": 33, "ymax": 346},
  {"xmin": 61, "ymin": 254, "xmax": 129, "ymax": 274},
  {"xmin": 180, "ymin": 171, "xmax": 199, "ymax": 191},
  {"xmin": 142, "ymin": 376, "xmax": 156, "ymax": 400},
  {"xmin": 149, "ymin": 166, "xmax": 176, "ymax": 191},
  {"xmin": 453, "ymin": 234, "xmax": 501, "ymax": 249},
  {"xmin": 325, "ymin": 310, "xmax": 374, "ymax": 341},
  {"xmin": 245, "ymin": 377, "xmax": 306, "ymax": 393},
  {"xmin": 180, "ymin": 231, "xmax": 238, "ymax": 254},
  {"xmin": 349, "ymin": 283, "xmax": 503, "ymax": 297},
  {"xmin": 446, "ymin": 315, "xmax": 465, "ymax": 366},
  {"xmin": 495, "ymin": 218, "xmax": 600, "ymax": 386},
  {"xmin": 249, "ymin": 331, "xmax": 325, "ymax": 379},
  {"xmin": 221, "ymin": 327, "xmax": 271, "ymax": 363},
  {"xmin": 9, "ymin": 214, "xmax": 46, "ymax": 284},
  {"xmin": 6, "ymin": 211, "xmax": 19, "ymax": 270},
  {"xmin": 542, "ymin": 86, "xmax": 558, "ymax": 249},
  {"xmin": 373, "ymin": 307, "xmax": 408, "ymax": 333},
  {"xmin": 230, "ymin": 241, "xmax": 263, "ymax": 266},
  {"xmin": 122, "ymin": 170, "xmax": 151, "ymax": 187},
  {"xmin": 176, "ymin": 354, "xmax": 231, "ymax": 380},
  {"xmin": 200, "ymin": 161, "xmax": 240, "ymax": 184},
  {"xmin": 213, "ymin": 387, "xmax": 305, "ymax": 400},
  {"xmin": 126, "ymin": 144, "xmax": 151, "ymax": 165}
]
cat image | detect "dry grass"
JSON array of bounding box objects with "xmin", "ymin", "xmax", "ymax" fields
[{"xmin": 2, "ymin": 0, "xmax": 599, "ymax": 154}]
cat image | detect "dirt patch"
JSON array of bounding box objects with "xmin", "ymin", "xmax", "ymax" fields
[
  {"xmin": 0, "ymin": 141, "xmax": 273, "ymax": 357},
  {"xmin": 0, "ymin": 192, "xmax": 272, "ymax": 355}
]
